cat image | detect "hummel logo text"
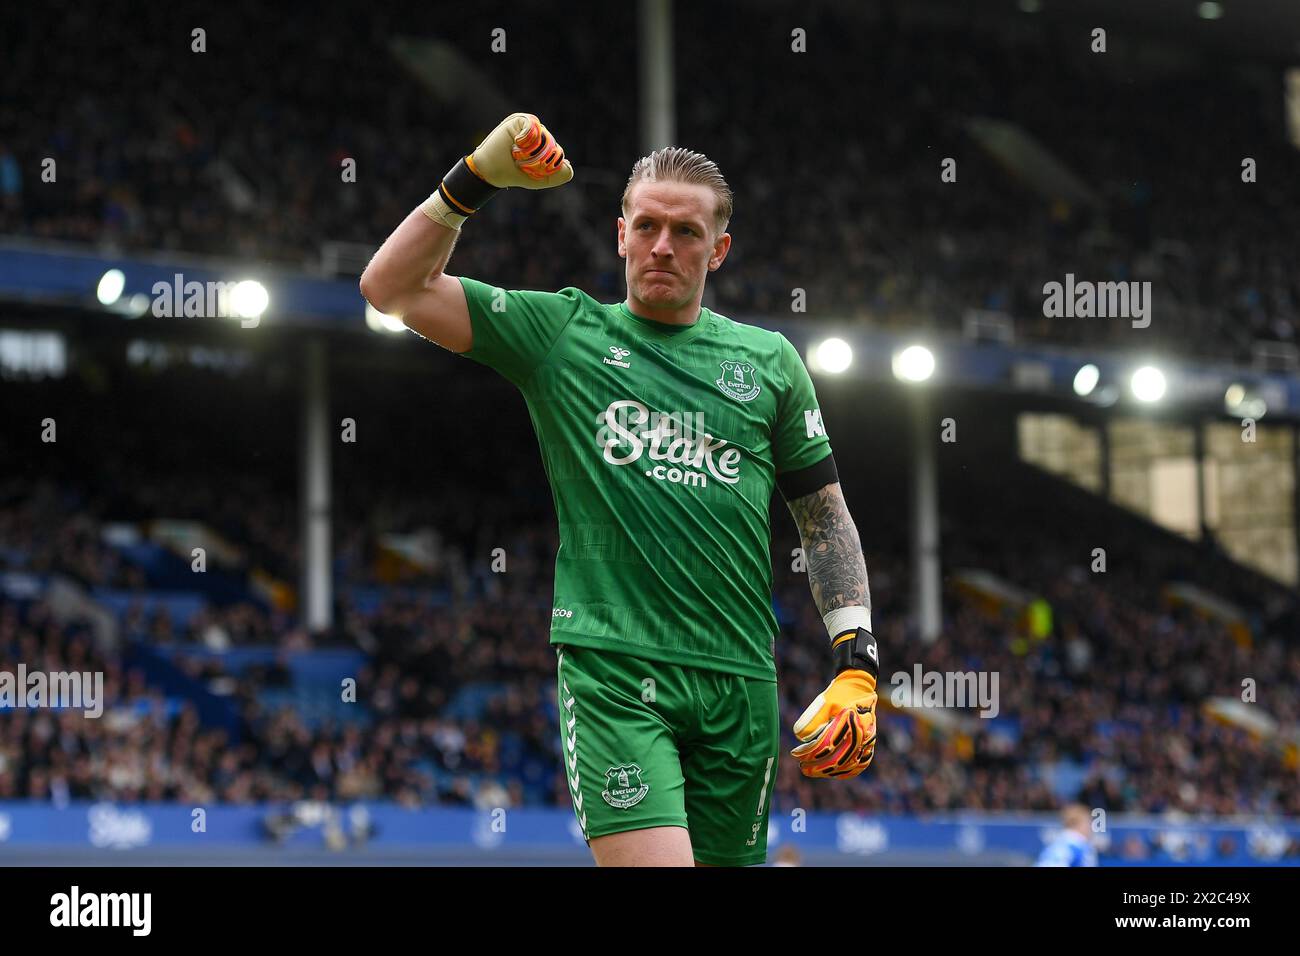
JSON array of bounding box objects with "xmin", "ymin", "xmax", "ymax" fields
[{"xmin": 604, "ymin": 346, "xmax": 632, "ymax": 369}]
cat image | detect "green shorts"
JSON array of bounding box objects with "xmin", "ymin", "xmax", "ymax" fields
[{"xmin": 555, "ymin": 643, "xmax": 780, "ymax": 867}]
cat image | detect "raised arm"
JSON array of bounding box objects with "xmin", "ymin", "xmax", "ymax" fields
[
  {"xmin": 359, "ymin": 112, "xmax": 573, "ymax": 353},
  {"xmin": 359, "ymin": 211, "xmax": 471, "ymax": 352}
]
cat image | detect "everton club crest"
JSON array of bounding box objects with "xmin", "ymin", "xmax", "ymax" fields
[
  {"xmin": 716, "ymin": 360, "xmax": 761, "ymax": 403},
  {"xmin": 602, "ymin": 764, "xmax": 650, "ymax": 809}
]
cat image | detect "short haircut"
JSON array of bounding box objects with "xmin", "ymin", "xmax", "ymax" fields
[
  {"xmin": 622, "ymin": 146, "xmax": 733, "ymax": 237},
  {"xmin": 1063, "ymin": 804, "xmax": 1092, "ymax": 830}
]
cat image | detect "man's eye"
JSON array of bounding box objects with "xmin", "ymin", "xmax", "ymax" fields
[{"xmin": 638, "ymin": 222, "xmax": 653, "ymax": 230}]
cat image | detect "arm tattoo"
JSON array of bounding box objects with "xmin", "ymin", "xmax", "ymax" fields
[{"xmin": 786, "ymin": 481, "xmax": 870, "ymax": 617}]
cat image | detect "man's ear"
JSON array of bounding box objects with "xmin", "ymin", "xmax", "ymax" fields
[
  {"xmin": 617, "ymin": 217, "xmax": 627, "ymax": 258},
  {"xmin": 708, "ymin": 231, "xmax": 732, "ymax": 271}
]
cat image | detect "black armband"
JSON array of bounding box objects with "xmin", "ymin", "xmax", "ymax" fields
[
  {"xmin": 438, "ymin": 156, "xmax": 501, "ymax": 217},
  {"xmin": 776, "ymin": 452, "xmax": 839, "ymax": 501}
]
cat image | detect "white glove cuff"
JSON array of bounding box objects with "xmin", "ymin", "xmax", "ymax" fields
[
  {"xmin": 420, "ymin": 192, "xmax": 467, "ymax": 232},
  {"xmin": 823, "ymin": 606, "xmax": 872, "ymax": 642}
]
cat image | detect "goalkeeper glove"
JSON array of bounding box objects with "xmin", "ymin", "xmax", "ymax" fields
[
  {"xmin": 791, "ymin": 626, "xmax": 879, "ymax": 779},
  {"xmin": 422, "ymin": 112, "xmax": 574, "ymax": 231}
]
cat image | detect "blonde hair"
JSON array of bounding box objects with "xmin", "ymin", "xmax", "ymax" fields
[
  {"xmin": 622, "ymin": 146, "xmax": 733, "ymax": 238},
  {"xmin": 1063, "ymin": 804, "xmax": 1092, "ymax": 831}
]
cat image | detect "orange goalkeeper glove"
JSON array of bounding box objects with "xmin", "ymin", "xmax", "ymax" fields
[{"xmin": 791, "ymin": 626, "xmax": 878, "ymax": 779}]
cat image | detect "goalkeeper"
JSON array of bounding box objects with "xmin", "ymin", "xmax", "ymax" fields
[{"xmin": 361, "ymin": 113, "xmax": 878, "ymax": 866}]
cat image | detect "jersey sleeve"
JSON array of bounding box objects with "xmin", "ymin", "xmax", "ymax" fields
[
  {"xmin": 1035, "ymin": 842, "xmax": 1071, "ymax": 867},
  {"xmin": 458, "ymin": 276, "xmax": 583, "ymax": 387},
  {"xmin": 772, "ymin": 332, "xmax": 832, "ymax": 475}
]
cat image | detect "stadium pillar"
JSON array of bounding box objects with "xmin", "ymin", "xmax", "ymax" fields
[
  {"xmin": 1098, "ymin": 418, "xmax": 1112, "ymax": 500},
  {"xmin": 301, "ymin": 339, "xmax": 332, "ymax": 634},
  {"xmin": 1294, "ymin": 425, "xmax": 1300, "ymax": 579},
  {"xmin": 1194, "ymin": 419, "xmax": 1208, "ymax": 539},
  {"xmin": 910, "ymin": 391, "xmax": 942, "ymax": 642},
  {"xmin": 638, "ymin": 0, "xmax": 675, "ymax": 150}
]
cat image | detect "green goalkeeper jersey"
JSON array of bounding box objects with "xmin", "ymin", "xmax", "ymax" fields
[{"xmin": 457, "ymin": 277, "xmax": 832, "ymax": 681}]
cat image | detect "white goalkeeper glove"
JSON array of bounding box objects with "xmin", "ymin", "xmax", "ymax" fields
[{"xmin": 422, "ymin": 112, "xmax": 574, "ymax": 230}]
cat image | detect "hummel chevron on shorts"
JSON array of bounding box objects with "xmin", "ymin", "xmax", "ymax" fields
[{"xmin": 556, "ymin": 643, "xmax": 780, "ymax": 866}]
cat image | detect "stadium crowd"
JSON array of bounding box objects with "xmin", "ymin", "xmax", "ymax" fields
[
  {"xmin": 4, "ymin": 0, "xmax": 1300, "ymax": 359},
  {"xmin": 3, "ymin": 468, "xmax": 1299, "ymax": 824},
  {"xmin": 3, "ymin": 0, "xmax": 1299, "ymax": 867}
]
